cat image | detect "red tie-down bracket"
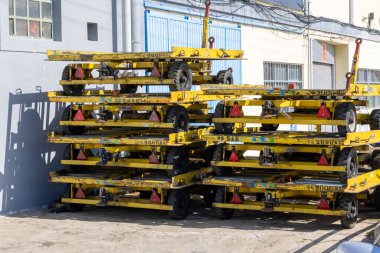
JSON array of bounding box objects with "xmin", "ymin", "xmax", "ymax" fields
[{"xmin": 230, "ymin": 187, "xmax": 243, "ymax": 204}]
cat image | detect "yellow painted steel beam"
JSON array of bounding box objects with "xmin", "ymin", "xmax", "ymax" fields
[
  {"xmin": 60, "ymin": 120, "xmax": 174, "ymax": 128},
  {"xmin": 50, "ymin": 167, "xmax": 211, "ymax": 188},
  {"xmin": 61, "ymin": 197, "xmax": 173, "ymax": 210},
  {"xmin": 213, "ymin": 117, "xmax": 346, "ymax": 125},
  {"xmin": 345, "ymin": 169, "xmax": 380, "ymax": 193},
  {"xmin": 47, "ymin": 90, "xmax": 237, "ymax": 104},
  {"xmin": 211, "ymin": 160, "xmax": 346, "ymax": 172},
  {"xmin": 69, "ymin": 62, "xmax": 156, "ymax": 70},
  {"xmin": 202, "ymin": 84, "xmax": 380, "ymax": 97},
  {"xmin": 225, "ymin": 99, "xmax": 367, "ymax": 108},
  {"xmin": 61, "ymin": 158, "xmax": 174, "ymax": 170},
  {"xmin": 49, "ymin": 128, "xmax": 209, "ymax": 146},
  {"xmin": 71, "ymin": 103, "xmax": 208, "ymax": 112},
  {"xmin": 72, "ymin": 144, "xmax": 154, "ymax": 152},
  {"xmin": 204, "ymin": 130, "xmax": 380, "ymax": 147},
  {"xmin": 213, "ymin": 201, "xmax": 346, "ymax": 216},
  {"xmin": 47, "ymin": 47, "xmax": 244, "ymax": 61},
  {"xmin": 60, "ymin": 77, "xmax": 174, "ymax": 86},
  {"xmin": 224, "ymin": 144, "xmax": 335, "ymax": 154}
]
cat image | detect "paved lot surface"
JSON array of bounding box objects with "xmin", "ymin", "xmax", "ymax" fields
[{"xmin": 0, "ymin": 199, "xmax": 378, "ymax": 253}]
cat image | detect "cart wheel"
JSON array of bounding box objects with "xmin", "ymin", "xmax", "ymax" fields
[
  {"xmin": 212, "ymin": 144, "xmax": 233, "ymax": 176},
  {"xmin": 370, "ymin": 150, "xmax": 380, "ymax": 170},
  {"xmin": 215, "ymin": 69, "xmax": 233, "ymax": 84},
  {"xmin": 166, "ymin": 147, "xmax": 189, "ymax": 177},
  {"xmin": 260, "ymin": 124, "xmax": 279, "ymax": 131},
  {"xmin": 168, "ymin": 62, "xmax": 192, "ymax": 91},
  {"xmin": 202, "ymin": 187, "xmax": 217, "ymax": 208},
  {"xmin": 62, "ymin": 65, "xmax": 85, "ymax": 96},
  {"xmin": 120, "ymin": 85, "xmax": 137, "ymax": 94},
  {"xmin": 166, "ymin": 106, "xmax": 189, "ymax": 133},
  {"xmin": 168, "ymin": 189, "xmax": 190, "ymax": 220},
  {"xmin": 374, "ymin": 188, "xmax": 380, "ymax": 211},
  {"xmin": 214, "ymin": 187, "xmax": 234, "ymax": 219},
  {"xmin": 214, "ymin": 101, "xmax": 234, "ymax": 134},
  {"xmin": 139, "ymin": 191, "xmax": 152, "ymax": 199},
  {"xmin": 63, "ymin": 185, "xmax": 86, "ymax": 212},
  {"xmin": 62, "ymin": 105, "xmax": 85, "ymax": 135},
  {"xmin": 370, "ymin": 109, "xmax": 380, "ymax": 130},
  {"xmin": 336, "ymin": 148, "xmax": 358, "ymax": 183},
  {"xmin": 339, "ymin": 194, "xmax": 358, "ymax": 229},
  {"xmin": 63, "ymin": 144, "xmax": 82, "ymax": 172},
  {"xmin": 335, "ymin": 103, "xmax": 357, "ymax": 137}
]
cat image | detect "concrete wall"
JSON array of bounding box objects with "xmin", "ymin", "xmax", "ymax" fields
[{"xmin": 0, "ymin": 0, "xmax": 116, "ymax": 213}]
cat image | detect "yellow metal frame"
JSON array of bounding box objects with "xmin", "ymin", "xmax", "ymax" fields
[
  {"xmin": 61, "ymin": 197, "xmax": 173, "ymax": 211},
  {"xmin": 212, "ymin": 201, "xmax": 346, "ymax": 216},
  {"xmin": 201, "ymin": 169, "xmax": 380, "ymax": 194},
  {"xmin": 211, "ymin": 160, "xmax": 346, "ymax": 172},
  {"xmin": 50, "ymin": 167, "xmax": 212, "ymax": 188},
  {"xmin": 48, "ymin": 90, "xmax": 237, "ymax": 104},
  {"xmin": 203, "ymin": 130, "xmax": 380, "ymax": 147},
  {"xmin": 47, "ymin": 47, "xmax": 244, "ymax": 61},
  {"xmin": 48, "ymin": 127, "xmax": 210, "ymax": 146}
]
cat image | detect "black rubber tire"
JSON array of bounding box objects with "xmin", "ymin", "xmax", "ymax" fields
[
  {"xmin": 214, "ymin": 101, "xmax": 234, "ymax": 134},
  {"xmin": 212, "ymin": 144, "xmax": 233, "ymax": 176},
  {"xmin": 214, "ymin": 187, "xmax": 234, "ymax": 219},
  {"xmin": 63, "ymin": 144, "xmax": 82, "ymax": 172},
  {"xmin": 61, "ymin": 105, "xmax": 85, "ymax": 135},
  {"xmin": 168, "ymin": 62, "xmax": 192, "ymax": 91},
  {"xmin": 120, "ymin": 85, "xmax": 137, "ymax": 94},
  {"xmin": 335, "ymin": 103, "xmax": 357, "ymax": 137},
  {"xmin": 62, "ymin": 65, "xmax": 85, "ymax": 96},
  {"xmin": 166, "ymin": 106, "xmax": 189, "ymax": 133},
  {"xmin": 202, "ymin": 187, "xmax": 217, "ymax": 208},
  {"xmin": 260, "ymin": 124, "xmax": 279, "ymax": 131},
  {"xmin": 335, "ymin": 148, "xmax": 358, "ymax": 183},
  {"xmin": 370, "ymin": 150, "xmax": 380, "ymax": 170},
  {"xmin": 374, "ymin": 188, "xmax": 380, "ymax": 211},
  {"xmin": 166, "ymin": 147, "xmax": 189, "ymax": 177},
  {"xmin": 339, "ymin": 194, "xmax": 358, "ymax": 229},
  {"xmin": 215, "ymin": 70, "xmax": 233, "ymax": 84},
  {"xmin": 63, "ymin": 185, "xmax": 86, "ymax": 212},
  {"xmin": 370, "ymin": 109, "xmax": 380, "ymax": 130},
  {"xmin": 139, "ymin": 191, "xmax": 152, "ymax": 199},
  {"xmin": 168, "ymin": 189, "xmax": 190, "ymax": 220}
]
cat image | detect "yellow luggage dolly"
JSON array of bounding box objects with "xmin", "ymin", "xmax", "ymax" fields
[
  {"xmin": 49, "ymin": 166, "xmax": 213, "ymax": 220},
  {"xmin": 203, "ymin": 39, "xmax": 380, "ymax": 137},
  {"xmin": 48, "ymin": 128, "xmax": 215, "ymax": 177},
  {"xmin": 47, "ymin": 90, "xmax": 238, "ymax": 135},
  {"xmin": 200, "ymin": 166, "xmax": 380, "ymax": 229},
  {"xmin": 46, "ymin": 1, "xmax": 243, "ymax": 96},
  {"xmin": 203, "ymin": 129, "xmax": 380, "ymax": 183}
]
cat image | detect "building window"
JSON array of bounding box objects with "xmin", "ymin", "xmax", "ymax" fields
[
  {"xmin": 87, "ymin": 22, "xmax": 98, "ymax": 41},
  {"xmin": 358, "ymin": 69, "xmax": 380, "ymax": 84},
  {"xmin": 9, "ymin": 0, "xmax": 52, "ymax": 39},
  {"xmin": 264, "ymin": 62, "xmax": 303, "ymax": 89},
  {"xmin": 358, "ymin": 68, "xmax": 380, "ymax": 108}
]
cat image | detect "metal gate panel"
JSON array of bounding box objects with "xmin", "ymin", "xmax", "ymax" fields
[
  {"xmin": 312, "ymin": 62, "xmax": 333, "ymax": 89},
  {"xmin": 145, "ymin": 10, "xmax": 242, "ymax": 96}
]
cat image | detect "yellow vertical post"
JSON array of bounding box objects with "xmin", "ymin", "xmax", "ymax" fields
[
  {"xmin": 202, "ymin": 0, "xmax": 211, "ymax": 49},
  {"xmin": 347, "ymin": 38, "xmax": 362, "ymax": 91}
]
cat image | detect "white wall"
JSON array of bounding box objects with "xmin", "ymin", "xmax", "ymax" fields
[
  {"xmin": 353, "ymin": 0, "xmax": 380, "ymax": 30},
  {"xmin": 241, "ymin": 25, "xmax": 309, "ymax": 86},
  {"xmin": 309, "ymin": 0, "xmax": 349, "ymax": 23}
]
